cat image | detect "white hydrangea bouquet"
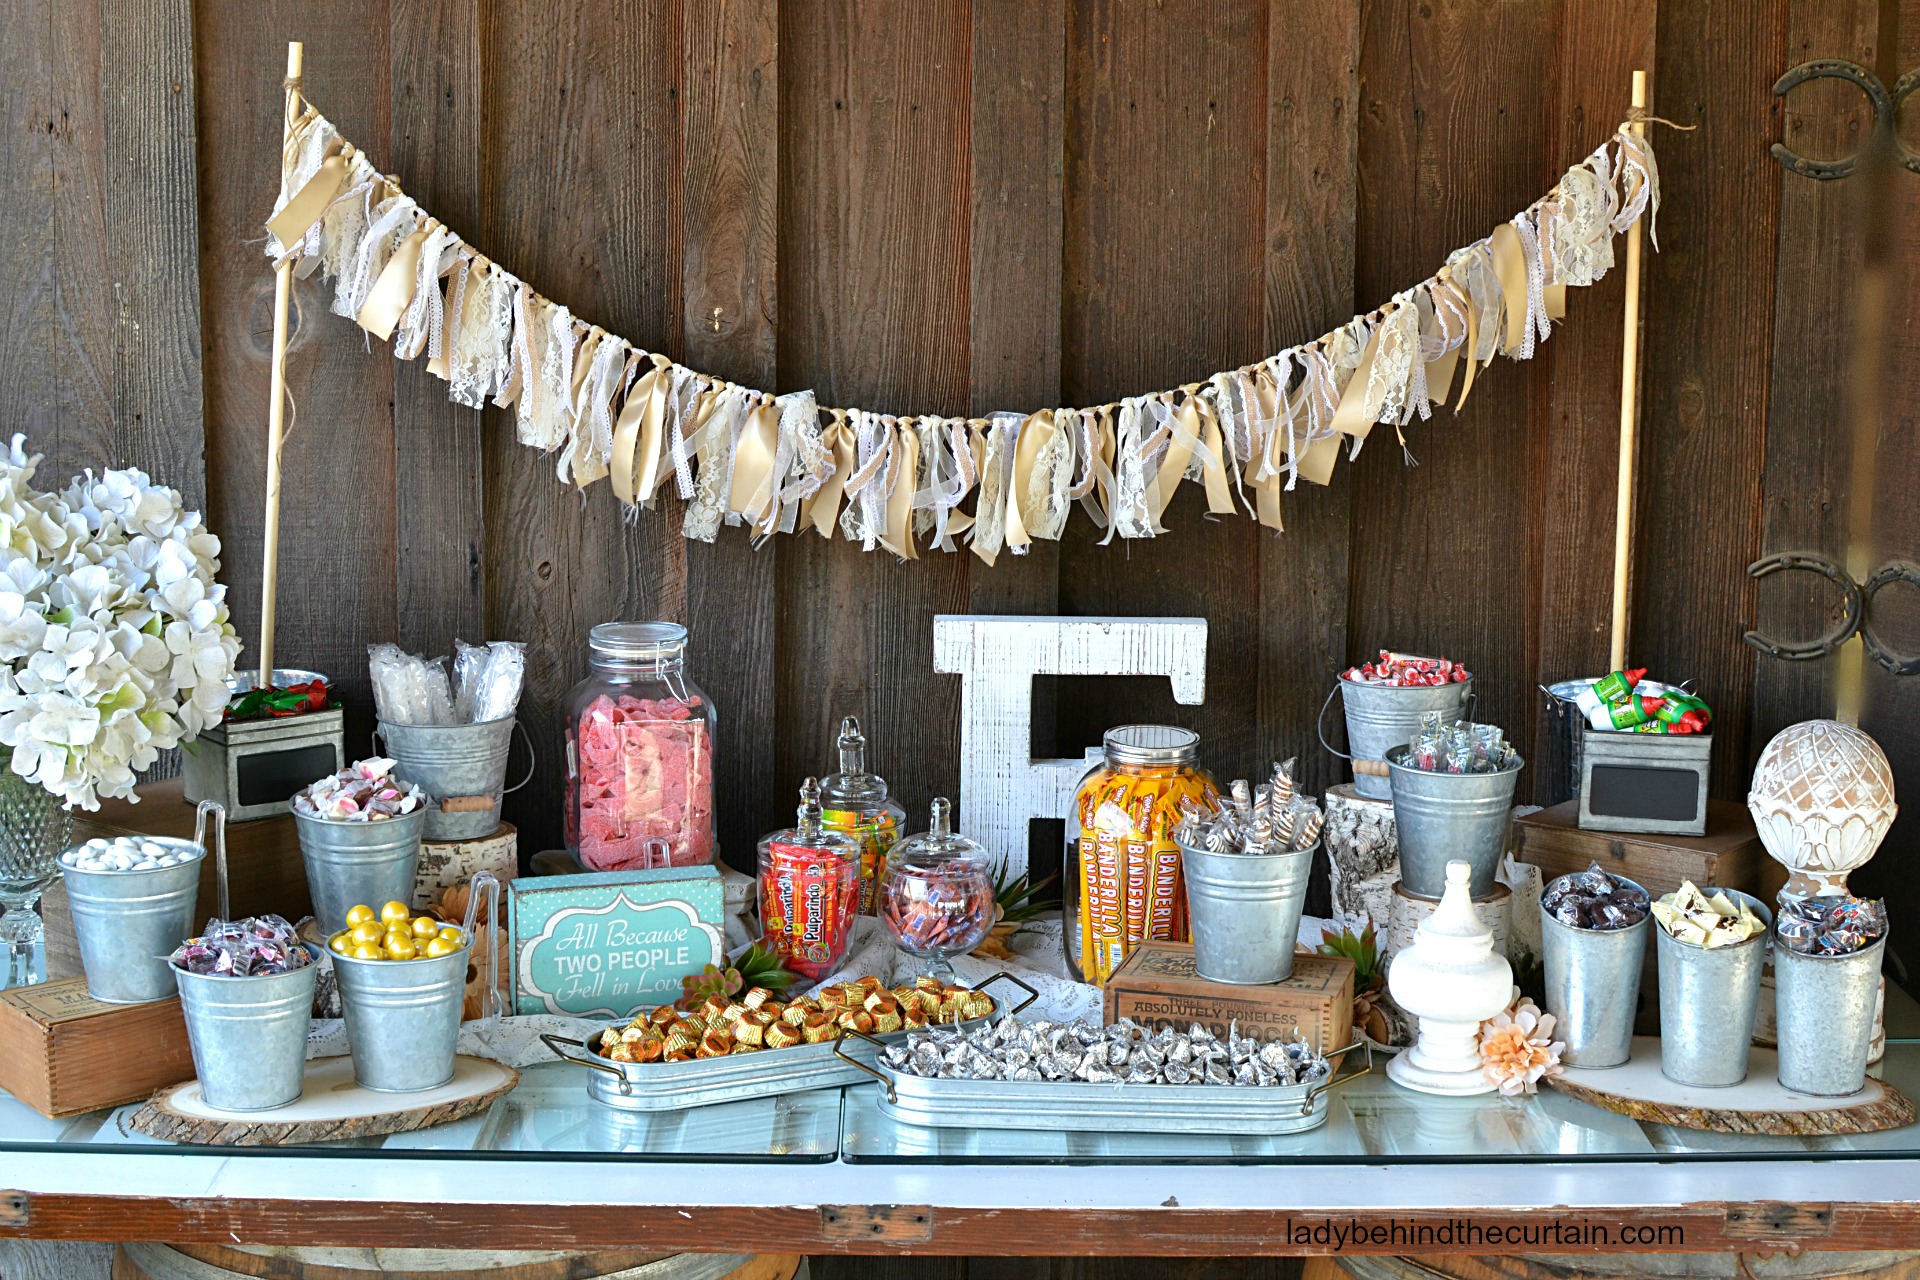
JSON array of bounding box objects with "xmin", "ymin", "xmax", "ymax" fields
[{"xmin": 0, "ymin": 436, "xmax": 240, "ymax": 809}]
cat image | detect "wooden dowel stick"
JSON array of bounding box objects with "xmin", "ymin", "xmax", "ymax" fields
[
  {"xmin": 1608, "ymin": 69, "xmax": 1648, "ymax": 675},
  {"xmin": 259, "ymin": 40, "xmax": 303, "ymax": 689}
]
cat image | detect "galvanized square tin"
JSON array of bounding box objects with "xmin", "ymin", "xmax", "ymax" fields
[
  {"xmin": 182, "ymin": 671, "xmax": 345, "ymax": 822},
  {"xmin": 1576, "ymin": 728, "xmax": 1711, "ymax": 837}
]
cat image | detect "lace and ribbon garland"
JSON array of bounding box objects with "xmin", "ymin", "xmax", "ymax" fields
[{"xmin": 265, "ymin": 102, "xmax": 1662, "ymax": 566}]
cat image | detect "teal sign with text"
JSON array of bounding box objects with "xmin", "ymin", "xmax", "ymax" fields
[{"xmin": 509, "ymin": 867, "xmax": 724, "ymax": 1018}]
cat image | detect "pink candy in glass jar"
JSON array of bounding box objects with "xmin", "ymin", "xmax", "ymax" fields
[{"xmin": 564, "ymin": 622, "xmax": 716, "ymax": 870}]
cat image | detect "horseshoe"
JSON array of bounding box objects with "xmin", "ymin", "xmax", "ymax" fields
[
  {"xmin": 1861, "ymin": 561, "xmax": 1920, "ymax": 676},
  {"xmin": 1769, "ymin": 59, "xmax": 1900, "ymax": 180},
  {"xmin": 1743, "ymin": 551, "xmax": 1863, "ymax": 661}
]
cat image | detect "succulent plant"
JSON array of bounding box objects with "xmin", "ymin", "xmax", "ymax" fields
[{"xmin": 677, "ymin": 941, "xmax": 797, "ymax": 1009}]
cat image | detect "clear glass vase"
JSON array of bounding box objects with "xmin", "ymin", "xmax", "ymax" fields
[{"xmin": 0, "ymin": 756, "xmax": 73, "ymax": 986}]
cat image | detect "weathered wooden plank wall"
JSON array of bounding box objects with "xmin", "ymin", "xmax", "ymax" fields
[{"xmin": 4, "ymin": 0, "xmax": 1920, "ymax": 1274}]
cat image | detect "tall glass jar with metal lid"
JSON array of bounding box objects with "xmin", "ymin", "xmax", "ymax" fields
[
  {"xmin": 819, "ymin": 716, "xmax": 906, "ymax": 916},
  {"xmin": 564, "ymin": 622, "xmax": 717, "ymax": 870},
  {"xmin": 1065, "ymin": 725, "xmax": 1218, "ymax": 986}
]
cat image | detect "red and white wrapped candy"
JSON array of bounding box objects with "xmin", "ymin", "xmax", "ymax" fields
[{"xmin": 1341, "ymin": 649, "xmax": 1470, "ymax": 687}]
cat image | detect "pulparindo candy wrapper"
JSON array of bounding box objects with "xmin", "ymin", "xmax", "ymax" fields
[
  {"xmin": 1540, "ymin": 862, "xmax": 1651, "ymax": 931},
  {"xmin": 170, "ymin": 915, "xmax": 312, "ymax": 977},
  {"xmin": 1776, "ymin": 895, "xmax": 1890, "ymax": 957},
  {"xmin": 1651, "ymin": 881, "xmax": 1765, "ymax": 948},
  {"xmin": 572, "ymin": 693, "xmax": 715, "ymax": 870},
  {"xmin": 761, "ymin": 838, "xmax": 860, "ymax": 978},
  {"xmin": 1571, "ymin": 669, "xmax": 1712, "ymax": 735},
  {"xmin": 292, "ymin": 758, "xmax": 425, "ymax": 821},
  {"xmin": 1404, "ymin": 715, "xmax": 1516, "ymax": 774},
  {"xmin": 1342, "ymin": 650, "xmax": 1471, "ymax": 687},
  {"xmin": 593, "ymin": 976, "xmax": 994, "ymax": 1062}
]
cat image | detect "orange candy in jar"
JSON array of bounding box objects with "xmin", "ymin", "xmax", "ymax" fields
[{"xmin": 1068, "ymin": 726, "xmax": 1218, "ymax": 986}]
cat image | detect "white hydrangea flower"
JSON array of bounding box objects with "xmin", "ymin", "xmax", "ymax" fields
[{"xmin": 0, "ymin": 438, "xmax": 238, "ymax": 809}]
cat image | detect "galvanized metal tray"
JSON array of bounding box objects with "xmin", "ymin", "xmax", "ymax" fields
[
  {"xmin": 541, "ymin": 971, "xmax": 1036, "ymax": 1113},
  {"xmin": 835, "ymin": 1034, "xmax": 1370, "ymax": 1136}
]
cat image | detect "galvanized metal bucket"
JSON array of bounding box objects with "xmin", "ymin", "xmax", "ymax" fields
[
  {"xmin": 294, "ymin": 806, "xmax": 427, "ymax": 936},
  {"xmin": 173, "ymin": 941, "xmax": 319, "ymax": 1112},
  {"xmin": 1656, "ymin": 888, "xmax": 1772, "ymax": 1087},
  {"xmin": 1774, "ymin": 928, "xmax": 1885, "ymax": 1097},
  {"xmin": 374, "ymin": 718, "xmax": 534, "ymax": 842},
  {"xmin": 1538, "ymin": 873, "xmax": 1649, "ymax": 1068},
  {"xmin": 1179, "ymin": 839, "xmax": 1317, "ymax": 985},
  {"xmin": 1320, "ymin": 675, "xmax": 1473, "ymax": 801},
  {"xmin": 63, "ymin": 800, "xmax": 230, "ymax": 1004},
  {"xmin": 1384, "ymin": 746, "xmax": 1521, "ymax": 900},
  {"xmin": 333, "ymin": 872, "xmax": 500, "ymax": 1092}
]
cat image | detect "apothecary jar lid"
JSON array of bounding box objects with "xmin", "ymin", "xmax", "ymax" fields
[
  {"xmin": 588, "ymin": 621, "xmax": 687, "ymax": 664},
  {"xmin": 1103, "ymin": 724, "xmax": 1199, "ymax": 767}
]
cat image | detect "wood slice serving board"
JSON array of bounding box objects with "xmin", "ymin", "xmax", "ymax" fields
[
  {"xmin": 1551, "ymin": 1037, "xmax": 1913, "ymax": 1135},
  {"xmin": 128, "ymin": 1054, "xmax": 517, "ymax": 1146}
]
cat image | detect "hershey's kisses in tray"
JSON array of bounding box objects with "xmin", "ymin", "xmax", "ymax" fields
[{"xmin": 877, "ymin": 1015, "xmax": 1332, "ymax": 1087}]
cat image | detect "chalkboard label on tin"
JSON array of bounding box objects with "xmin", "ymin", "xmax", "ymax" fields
[
  {"xmin": 1588, "ymin": 764, "xmax": 1701, "ymax": 822},
  {"xmin": 509, "ymin": 867, "xmax": 724, "ymax": 1019}
]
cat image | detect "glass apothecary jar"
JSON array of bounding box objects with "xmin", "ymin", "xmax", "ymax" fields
[
  {"xmin": 564, "ymin": 622, "xmax": 716, "ymax": 871},
  {"xmin": 881, "ymin": 798, "xmax": 995, "ymax": 981},
  {"xmin": 1064, "ymin": 725, "xmax": 1218, "ymax": 986},
  {"xmin": 758, "ymin": 778, "xmax": 862, "ymax": 979},
  {"xmin": 819, "ymin": 716, "xmax": 906, "ymax": 916}
]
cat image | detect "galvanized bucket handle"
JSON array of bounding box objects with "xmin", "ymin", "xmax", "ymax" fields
[
  {"xmin": 1301, "ymin": 1037, "xmax": 1372, "ymax": 1116},
  {"xmin": 191, "ymin": 799, "xmax": 230, "ymax": 922},
  {"xmin": 540, "ymin": 1032, "xmax": 635, "ymax": 1096},
  {"xmin": 504, "ymin": 720, "xmax": 536, "ymax": 794},
  {"xmin": 1318, "ymin": 679, "xmax": 1478, "ymax": 761},
  {"xmin": 1316, "ymin": 682, "xmax": 1351, "ymax": 761},
  {"xmin": 461, "ymin": 870, "xmax": 504, "ymax": 1025},
  {"xmin": 832, "ymin": 1026, "xmax": 898, "ymax": 1104},
  {"xmin": 370, "ymin": 720, "xmax": 536, "ymax": 795}
]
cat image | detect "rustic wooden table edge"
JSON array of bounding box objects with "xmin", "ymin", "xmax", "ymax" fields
[{"xmin": 4, "ymin": 1154, "xmax": 1916, "ymax": 1255}]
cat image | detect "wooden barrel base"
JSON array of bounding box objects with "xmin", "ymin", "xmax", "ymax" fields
[{"xmin": 114, "ymin": 1242, "xmax": 803, "ymax": 1280}]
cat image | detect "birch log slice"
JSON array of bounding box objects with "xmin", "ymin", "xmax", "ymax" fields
[
  {"xmin": 1550, "ymin": 1038, "xmax": 1914, "ymax": 1135},
  {"xmin": 1324, "ymin": 784, "xmax": 1399, "ymax": 932},
  {"xmin": 127, "ymin": 1054, "xmax": 517, "ymax": 1146}
]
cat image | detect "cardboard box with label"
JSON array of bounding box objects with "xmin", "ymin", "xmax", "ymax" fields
[{"xmin": 1104, "ymin": 941, "xmax": 1355, "ymax": 1051}]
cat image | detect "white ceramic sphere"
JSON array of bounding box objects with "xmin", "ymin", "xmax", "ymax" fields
[{"xmin": 1748, "ymin": 720, "xmax": 1896, "ymax": 897}]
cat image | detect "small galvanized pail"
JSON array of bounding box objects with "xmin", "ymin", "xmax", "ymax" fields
[
  {"xmin": 63, "ymin": 800, "xmax": 230, "ymax": 1005},
  {"xmin": 173, "ymin": 941, "xmax": 319, "ymax": 1112},
  {"xmin": 1656, "ymin": 887, "xmax": 1772, "ymax": 1087},
  {"xmin": 294, "ymin": 806, "xmax": 427, "ymax": 936},
  {"xmin": 1385, "ymin": 746, "xmax": 1521, "ymax": 900},
  {"xmin": 1179, "ymin": 839, "xmax": 1316, "ymax": 985},
  {"xmin": 375, "ymin": 718, "xmax": 534, "ymax": 841},
  {"xmin": 334, "ymin": 872, "xmax": 500, "ymax": 1092},
  {"xmin": 1774, "ymin": 927, "xmax": 1886, "ymax": 1097},
  {"xmin": 1319, "ymin": 675, "xmax": 1473, "ymax": 801},
  {"xmin": 1538, "ymin": 872, "xmax": 1649, "ymax": 1068}
]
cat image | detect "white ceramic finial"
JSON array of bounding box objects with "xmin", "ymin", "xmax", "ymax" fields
[
  {"xmin": 1386, "ymin": 858, "xmax": 1512, "ymax": 1095},
  {"xmin": 1748, "ymin": 720, "xmax": 1897, "ymax": 899}
]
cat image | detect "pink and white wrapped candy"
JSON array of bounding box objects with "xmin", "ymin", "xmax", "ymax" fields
[{"xmin": 292, "ymin": 757, "xmax": 425, "ymax": 822}]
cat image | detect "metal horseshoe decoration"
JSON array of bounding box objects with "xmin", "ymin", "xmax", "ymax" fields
[
  {"xmin": 1744, "ymin": 552, "xmax": 1920, "ymax": 677},
  {"xmin": 1768, "ymin": 59, "xmax": 1920, "ymax": 179}
]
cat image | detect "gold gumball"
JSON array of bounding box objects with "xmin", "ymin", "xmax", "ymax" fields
[
  {"xmin": 410, "ymin": 915, "xmax": 440, "ymax": 939},
  {"xmin": 328, "ymin": 933, "xmax": 349, "ymax": 955},
  {"xmin": 379, "ymin": 900, "xmax": 412, "ymax": 926},
  {"xmin": 350, "ymin": 942, "xmax": 383, "ymax": 960},
  {"xmin": 384, "ymin": 934, "xmax": 418, "ymax": 961},
  {"xmin": 350, "ymin": 921, "xmax": 384, "ymax": 946},
  {"xmin": 345, "ymin": 904, "xmax": 376, "ymax": 927},
  {"xmin": 423, "ymin": 937, "xmax": 458, "ymax": 958},
  {"xmin": 436, "ymin": 926, "xmax": 464, "ymax": 947}
]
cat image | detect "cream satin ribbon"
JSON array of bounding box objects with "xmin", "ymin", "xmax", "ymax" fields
[
  {"xmin": 1071, "ymin": 406, "xmax": 1116, "ymax": 531},
  {"xmin": 802, "ymin": 410, "xmax": 857, "ymax": 538},
  {"xmin": 729, "ymin": 397, "xmax": 781, "ymax": 528},
  {"xmin": 1424, "ymin": 270, "xmax": 1466, "ymax": 407},
  {"xmin": 559, "ymin": 327, "xmax": 610, "ymax": 488},
  {"xmin": 1189, "ymin": 390, "xmax": 1240, "ymax": 517},
  {"xmin": 1328, "ymin": 314, "xmax": 1387, "ymax": 441},
  {"xmin": 1489, "ymin": 222, "xmax": 1529, "ymax": 356},
  {"xmin": 611, "ymin": 351, "xmax": 673, "ymax": 506},
  {"xmin": 267, "ymin": 139, "xmax": 350, "ymax": 249},
  {"xmin": 357, "ymin": 217, "xmax": 438, "ymax": 341},
  {"xmin": 879, "ymin": 422, "xmax": 920, "ymax": 559},
  {"xmin": 1002, "ymin": 410, "xmax": 1054, "ymax": 551},
  {"xmin": 1246, "ymin": 364, "xmax": 1285, "ymax": 530}
]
